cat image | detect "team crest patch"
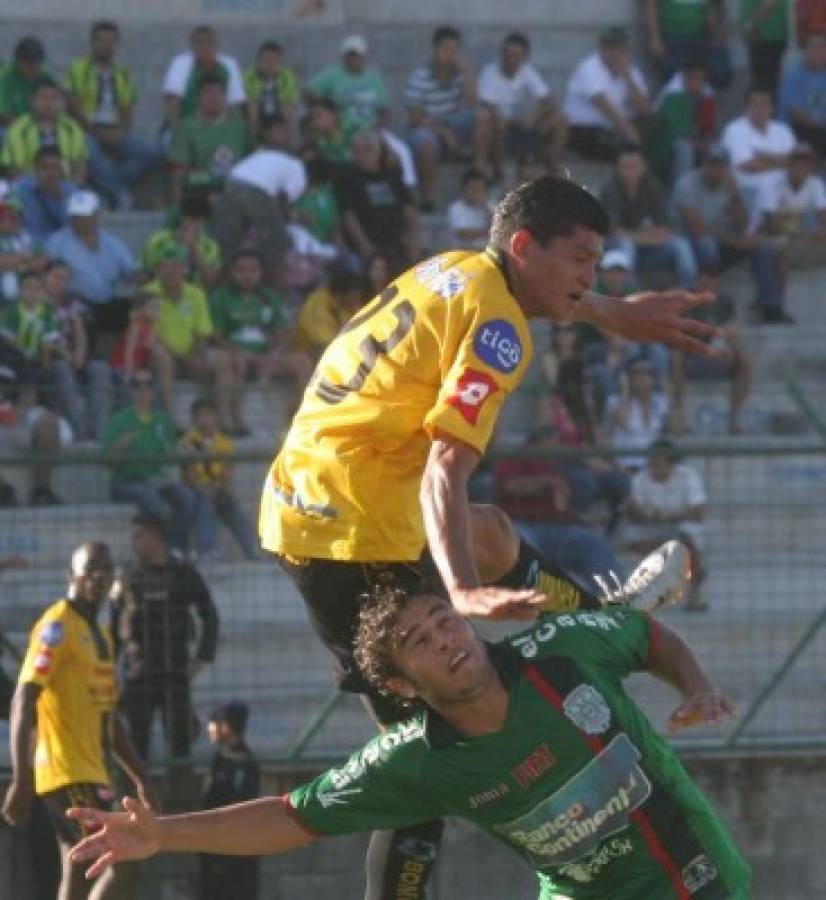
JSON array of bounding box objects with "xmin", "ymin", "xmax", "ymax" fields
[
  {"xmin": 473, "ymin": 319, "xmax": 523, "ymax": 373},
  {"xmin": 682, "ymin": 855, "xmax": 718, "ymax": 893},
  {"xmin": 563, "ymin": 684, "xmax": 611, "ymax": 735},
  {"xmin": 39, "ymin": 621, "xmax": 63, "ymax": 647}
]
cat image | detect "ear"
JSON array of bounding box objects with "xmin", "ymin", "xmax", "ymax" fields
[
  {"xmin": 508, "ymin": 228, "xmax": 533, "ymax": 263},
  {"xmin": 385, "ymin": 675, "xmax": 418, "ymax": 702}
]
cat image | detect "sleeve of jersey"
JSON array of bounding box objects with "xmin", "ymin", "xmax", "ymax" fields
[
  {"xmin": 286, "ymin": 740, "xmax": 443, "ymax": 837},
  {"xmin": 512, "ymin": 609, "xmax": 653, "ymax": 679},
  {"xmin": 423, "ymin": 292, "xmax": 531, "ymax": 454},
  {"xmin": 18, "ymin": 608, "xmax": 70, "ymax": 688}
]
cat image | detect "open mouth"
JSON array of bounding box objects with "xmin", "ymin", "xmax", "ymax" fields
[{"xmin": 448, "ymin": 649, "xmax": 470, "ymax": 672}]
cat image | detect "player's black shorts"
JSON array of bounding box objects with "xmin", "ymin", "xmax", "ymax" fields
[
  {"xmin": 276, "ymin": 554, "xmax": 435, "ymax": 721},
  {"xmin": 41, "ymin": 782, "xmax": 115, "ymax": 845}
]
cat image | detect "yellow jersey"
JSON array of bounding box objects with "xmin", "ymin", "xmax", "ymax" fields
[
  {"xmin": 18, "ymin": 599, "xmax": 117, "ymax": 795},
  {"xmin": 180, "ymin": 427, "xmax": 234, "ymax": 487},
  {"xmin": 260, "ymin": 250, "xmax": 533, "ymax": 562}
]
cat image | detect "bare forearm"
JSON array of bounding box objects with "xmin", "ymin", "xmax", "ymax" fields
[
  {"xmin": 112, "ymin": 714, "xmax": 148, "ymax": 786},
  {"xmin": 420, "ymin": 443, "xmax": 479, "ymax": 595},
  {"xmin": 648, "ymin": 622, "xmax": 715, "ymax": 698},
  {"xmin": 9, "ymin": 686, "xmax": 36, "ymax": 785},
  {"xmin": 157, "ymin": 797, "xmax": 313, "ymax": 856}
]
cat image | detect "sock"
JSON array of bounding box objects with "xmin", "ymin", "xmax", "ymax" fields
[
  {"xmin": 367, "ymin": 819, "xmax": 445, "ymax": 900},
  {"xmin": 496, "ymin": 538, "xmax": 601, "ymax": 612}
]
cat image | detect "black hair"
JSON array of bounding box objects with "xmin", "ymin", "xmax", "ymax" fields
[
  {"xmin": 232, "ymin": 249, "xmax": 264, "ymax": 268},
  {"xmin": 210, "ymin": 700, "xmax": 249, "ymax": 736},
  {"xmin": 489, "ymin": 175, "xmax": 609, "ymax": 251},
  {"xmin": 198, "ymin": 72, "xmax": 225, "ymax": 92},
  {"xmin": 91, "ymin": 20, "xmax": 119, "ymax": 38},
  {"xmin": 258, "ymin": 40, "xmax": 283, "ymax": 55},
  {"xmin": 191, "ymin": 25, "xmax": 216, "ymax": 42},
  {"xmin": 132, "ymin": 512, "xmax": 167, "ymax": 539},
  {"xmin": 310, "ymin": 97, "xmax": 339, "ymax": 116},
  {"xmin": 328, "ymin": 266, "xmax": 364, "ymax": 296},
  {"xmin": 504, "ymin": 31, "xmax": 529, "ymax": 52},
  {"xmin": 34, "ymin": 146, "xmax": 62, "ymax": 166},
  {"xmin": 462, "ymin": 167, "xmax": 487, "ymax": 187},
  {"xmin": 43, "ymin": 258, "xmax": 71, "ymax": 275},
  {"xmin": 432, "ymin": 25, "xmax": 460, "ymax": 46},
  {"xmin": 14, "ymin": 36, "xmax": 45, "ymax": 63},
  {"xmin": 32, "ymin": 77, "xmax": 60, "ymax": 94},
  {"xmin": 648, "ymin": 438, "xmax": 682, "ymax": 463},
  {"xmin": 179, "ymin": 191, "xmax": 212, "ymax": 220},
  {"xmin": 746, "ymin": 83, "xmax": 773, "ymax": 100}
]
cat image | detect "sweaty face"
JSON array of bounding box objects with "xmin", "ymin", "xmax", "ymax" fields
[
  {"xmin": 72, "ymin": 548, "xmax": 115, "ymax": 604},
  {"xmin": 514, "ymin": 226, "xmax": 604, "ymax": 320},
  {"xmin": 388, "ymin": 596, "xmax": 492, "ymax": 706}
]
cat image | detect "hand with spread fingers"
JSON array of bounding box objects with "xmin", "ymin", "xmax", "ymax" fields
[
  {"xmin": 602, "ymin": 290, "xmax": 720, "ymax": 356},
  {"xmin": 67, "ymin": 796, "xmax": 160, "ymax": 879},
  {"xmin": 667, "ymin": 692, "xmax": 736, "ymax": 735}
]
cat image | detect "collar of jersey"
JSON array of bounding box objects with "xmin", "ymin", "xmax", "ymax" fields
[
  {"xmin": 484, "ymin": 245, "xmax": 514, "ymax": 295},
  {"xmin": 423, "ymin": 641, "xmax": 521, "ymax": 750}
]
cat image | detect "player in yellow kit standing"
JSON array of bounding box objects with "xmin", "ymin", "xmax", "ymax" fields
[
  {"xmin": 2, "ymin": 543, "xmax": 157, "ymax": 900},
  {"xmin": 259, "ymin": 176, "xmax": 715, "ymax": 898}
]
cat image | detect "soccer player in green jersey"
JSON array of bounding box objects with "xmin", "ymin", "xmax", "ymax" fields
[{"xmin": 67, "ymin": 580, "xmax": 749, "ymax": 899}]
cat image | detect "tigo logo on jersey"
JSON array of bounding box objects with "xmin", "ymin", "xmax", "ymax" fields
[
  {"xmin": 39, "ymin": 621, "xmax": 64, "ymax": 647},
  {"xmin": 447, "ymin": 369, "xmax": 498, "ymax": 425},
  {"xmin": 473, "ymin": 319, "xmax": 523, "ymax": 373}
]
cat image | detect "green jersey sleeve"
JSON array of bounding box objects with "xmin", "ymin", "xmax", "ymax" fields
[
  {"xmin": 288, "ymin": 723, "xmax": 446, "ymax": 836},
  {"xmin": 508, "ymin": 609, "xmax": 655, "ymax": 681}
]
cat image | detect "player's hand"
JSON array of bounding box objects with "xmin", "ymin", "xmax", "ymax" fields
[
  {"xmin": 666, "ymin": 693, "xmax": 735, "ymax": 734},
  {"xmin": 605, "ymin": 290, "xmax": 720, "ymax": 356},
  {"xmin": 451, "ymin": 586, "xmax": 547, "ymax": 621},
  {"xmin": 68, "ymin": 796, "xmax": 161, "ymax": 879},
  {"xmin": 2, "ymin": 778, "xmax": 34, "ymax": 826}
]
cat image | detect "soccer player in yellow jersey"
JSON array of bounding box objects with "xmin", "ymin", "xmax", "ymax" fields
[
  {"xmin": 2, "ymin": 542, "xmax": 157, "ymax": 900},
  {"xmin": 259, "ymin": 176, "xmax": 712, "ymax": 898}
]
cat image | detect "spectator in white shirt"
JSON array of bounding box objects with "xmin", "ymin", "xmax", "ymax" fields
[
  {"xmin": 756, "ymin": 141, "xmax": 826, "ymax": 269},
  {"xmin": 563, "ymin": 27, "xmax": 651, "ymax": 161},
  {"xmin": 477, "ymin": 32, "xmax": 567, "ymax": 176},
  {"xmin": 162, "ymin": 25, "xmax": 246, "ymax": 132},
  {"xmin": 624, "ymin": 439, "xmax": 708, "ymax": 611},
  {"xmin": 446, "ymin": 169, "xmax": 492, "ymax": 250},
  {"xmin": 721, "ymin": 85, "xmax": 795, "ymax": 215},
  {"xmin": 606, "ymin": 355, "xmax": 670, "ymax": 472},
  {"xmin": 211, "ymin": 120, "xmax": 307, "ymax": 284}
]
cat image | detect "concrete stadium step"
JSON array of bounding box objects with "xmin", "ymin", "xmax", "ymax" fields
[{"xmin": 100, "ymin": 210, "xmax": 165, "ymax": 258}]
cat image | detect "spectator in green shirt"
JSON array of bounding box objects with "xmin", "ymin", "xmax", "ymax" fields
[
  {"xmin": 643, "ymin": 0, "xmax": 732, "ymax": 89},
  {"xmin": 210, "ymin": 250, "xmax": 312, "ymax": 434},
  {"xmin": 143, "ymin": 191, "xmax": 221, "ymax": 289},
  {"xmin": 145, "ymin": 242, "xmax": 233, "ymax": 433},
  {"xmin": 742, "ymin": 0, "xmax": 790, "ymax": 97},
  {"xmin": 244, "ymin": 41, "xmax": 300, "ymax": 144},
  {"xmin": 64, "ymin": 20, "xmax": 161, "ymax": 210},
  {"xmin": 169, "ymin": 73, "xmax": 253, "ymax": 201},
  {"xmin": 305, "ymin": 98, "xmax": 359, "ymax": 166},
  {"xmin": 0, "ymin": 267, "xmax": 60, "ymax": 370},
  {"xmin": 306, "ymin": 35, "xmax": 391, "ymax": 132},
  {"xmin": 292, "ymin": 155, "xmax": 342, "ymax": 245},
  {"xmin": 102, "ymin": 368, "xmax": 194, "ymax": 553},
  {"xmin": 0, "ymin": 37, "xmax": 50, "ymax": 127}
]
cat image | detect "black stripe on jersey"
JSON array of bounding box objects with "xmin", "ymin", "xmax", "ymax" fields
[
  {"xmin": 316, "ymin": 379, "xmax": 350, "ymax": 404},
  {"xmin": 71, "ymin": 602, "xmax": 110, "ymax": 661},
  {"xmin": 525, "ymin": 656, "xmax": 728, "ymax": 899}
]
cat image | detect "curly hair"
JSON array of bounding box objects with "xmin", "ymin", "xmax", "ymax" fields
[{"xmin": 354, "ymin": 574, "xmax": 446, "ymax": 698}]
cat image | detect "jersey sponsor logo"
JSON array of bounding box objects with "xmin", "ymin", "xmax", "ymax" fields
[
  {"xmin": 493, "ymin": 733, "xmax": 652, "ymax": 867},
  {"xmin": 468, "ymin": 781, "xmax": 510, "ymax": 810},
  {"xmin": 558, "ymin": 836, "xmax": 634, "ymax": 884},
  {"xmin": 510, "ymin": 612, "xmax": 622, "ymax": 659},
  {"xmin": 563, "ymin": 685, "xmax": 611, "ymax": 736},
  {"xmin": 39, "ymin": 621, "xmax": 64, "ymax": 647},
  {"xmin": 511, "ymin": 742, "xmax": 557, "ymax": 789},
  {"xmin": 682, "ymin": 854, "xmax": 719, "ymax": 893},
  {"xmin": 317, "ymin": 787, "xmax": 363, "ymax": 808},
  {"xmin": 473, "ymin": 319, "xmax": 523, "ymax": 373},
  {"xmin": 415, "ymin": 256, "xmax": 468, "ymax": 300},
  {"xmin": 446, "ymin": 369, "xmax": 498, "ymax": 425},
  {"xmin": 329, "ymin": 719, "xmax": 425, "ymax": 790},
  {"xmin": 34, "ymin": 650, "xmax": 53, "ymax": 675}
]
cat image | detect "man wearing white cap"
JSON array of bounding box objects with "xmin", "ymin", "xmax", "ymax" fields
[{"xmin": 44, "ymin": 189, "xmax": 136, "ymax": 336}]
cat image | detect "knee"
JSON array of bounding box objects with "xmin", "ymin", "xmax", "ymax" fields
[{"xmin": 470, "ymin": 504, "xmax": 519, "ymax": 582}]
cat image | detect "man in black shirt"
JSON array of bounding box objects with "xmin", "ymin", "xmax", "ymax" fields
[
  {"xmin": 200, "ymin": 701, "xmax": 260, "ymax": 900},
  {"xmin": 338, "ymin": 129, "xmax": 419, "ymax": 275},
  {"xmin": 112, "ymin": 513, "xmax": 219, "ymax": 763}
]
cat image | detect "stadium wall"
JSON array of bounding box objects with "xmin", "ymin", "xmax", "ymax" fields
[{"xmin": 2, "ymin": 752, "xmax": 824, "ymax": 898}]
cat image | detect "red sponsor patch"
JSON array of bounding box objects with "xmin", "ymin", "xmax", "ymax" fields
[
  {"xmin": 34, "ymin": 650, "xmax": 52, "ymax": 675},
  {"xmin": 511, "ymin": 742, "xmax": 557, "ymax": 789},
  {"xmin": 446, "ymin": 369, "xmax": 498, "ymax": 425}
]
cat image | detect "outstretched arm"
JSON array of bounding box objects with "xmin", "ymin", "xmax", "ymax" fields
[
  {"xmin": 573, "ymin": 290, "xmax": 718, "ymax": 355},
  {"xmin": 646, "ymin": 619, "xmax": 735, "ymax": 734},
  {"xmin": 69, "ymin": 795, "xmax": 315, "ymax": 879}
]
